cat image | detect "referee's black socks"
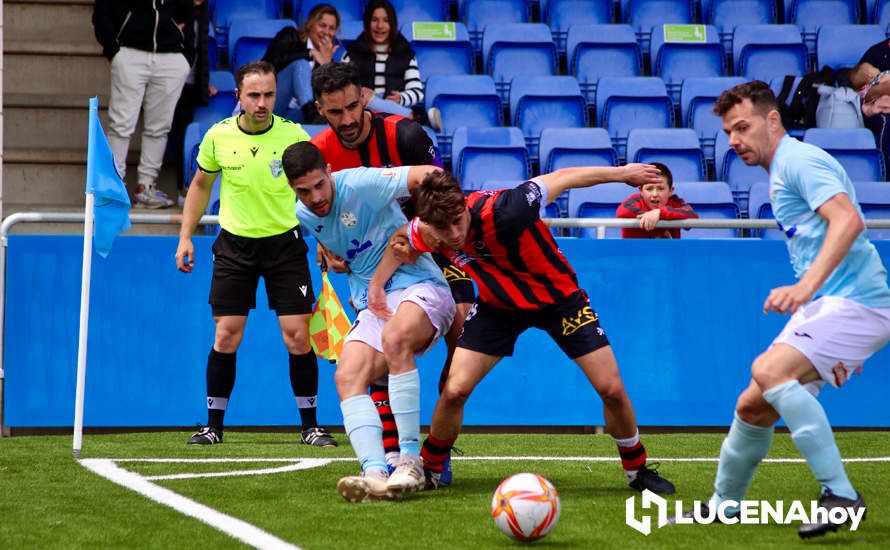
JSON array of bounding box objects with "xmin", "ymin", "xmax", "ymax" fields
[
  {"xmin": 290, "ymin": 350, "xmax": 319, "ymax": 429},
  {"xmin": 206, "ymin": 349, "xmax": 236, "ymax": 431}
]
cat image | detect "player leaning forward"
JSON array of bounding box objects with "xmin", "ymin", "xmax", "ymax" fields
[
  {"xmin": 282, "ymin": 140, "xmax": 455, "ymax": 502},
  {"xmin": 372, "ymin": 163, "xmax": 677, "ymax": 494}
]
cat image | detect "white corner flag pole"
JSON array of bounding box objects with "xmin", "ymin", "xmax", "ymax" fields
[{"xmin": 73, "ymin": 106, "xmax": 98, "ymax": 458}]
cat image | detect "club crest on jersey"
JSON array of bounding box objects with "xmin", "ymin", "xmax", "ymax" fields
[
  {"xmin": 269, "ymin": 159, "xmax": 283, "ymax": 178},
  {"xmin": 340, "ymin": 211, "xmax": 357, "ymax": 228}
]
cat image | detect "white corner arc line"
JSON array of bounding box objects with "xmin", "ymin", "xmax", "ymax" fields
[
  {"xmin": 145, "ymin": 459, "xmax": 334, "ymax": 481},
  {"xmin": 79, "ymin": 459, "xmax": 302, "ymax": 550}
]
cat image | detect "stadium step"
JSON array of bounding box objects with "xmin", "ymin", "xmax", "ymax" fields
[{"xmin": 4, "ymin": 0, "xmax": 97, "ymax": 49}]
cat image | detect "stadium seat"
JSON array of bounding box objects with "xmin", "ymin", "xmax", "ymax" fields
[
  {"xmin": 567, "ymin": 182, "xmax": 633, "ymax": 238},
  {"xmin": 298, "ymin": 0, "xmax": 363, "ymax": 23},
  {"xmin": 410, "ymin": 22, "xmax": 475, "ymax": 80},
  {"xmin": 567, "ymin": 24, "xmax": 642, "ymax": 105},
  {"xmin": 182, "ymin": 121, "xmax": 213, "ymax": 188},
  {"xmin": 451, "ymin": 127, "xmax": 530, "ymax": 191},
  {"xmin": 707, "ymin": 0, "xmax": 776, "ymax": 53},
  {"xmin": 854, "ymin": 181, "xmax": 890, "ymax": 240},
  {"xmin": 877, "ymin": 0, "xmax": 890, "ymax": 27},
  {"xmin": 715, "ymin": 131, "xmax": 765, "ymax": 213},
  {"xmin": 425, "ymin": 74, "xmax": 501, "ymax": 162},
  {"xmin": 681, "ymin": 76, "xmax": 746, "ymax": 163},
  {"xmin": 626, "ymin": 129, "xmax": 707, "ymax": 182},
  {"xmin": 803, "ymin": 128, "xmax": 886, "ymax": 182},
  {"xmin": 672, "ymin": 181, "xmax": 740, "ymax": 238},
  {"xmin": 791, "ymin": 0, "xmax": 858, "ymax": 57},
  {"xmin": 509, "ymin": 76, "xmax": 587, "ymax": 160},
  {"xmin": 650, "ymin": 24, "xmax": 726, "ymax": 106},
  {"xmin": 338, "ymin": 20, "xmax": 365, "ymax": 49},
  {"xmin": 815, "ymin": 25, "xmax": 885, "ymax": 70},
  {"xmin": 543, "ymin": 0, "xmax": 613, "ymax": 56},
  {"xmin": 192, "ymin": 71, "xmax": 237, "ymax": 125},
  {"xmin": 595, "ymin": 77, "xmax": 673, "ymax": 160},
  {"xmin": 388, "ymin": 0, "xmax": 448, "ymax": 27},
  {"xmin": 301, "ymin": 124, "xmax": 328, "ymax": 137},
  {"xmin": 228, "ymin": 19, "xmax": 296, "ymax": 74},
  {"xmin": 733, "ymin": 25, "xmax": 808, "ymax": 82},
  {"xmin": 213, "ymin": 0, "xmax": 279, "ymax": 54},
  {"xmin": 482, "ymin": 24, "xmax": 558, "ymax": 102},
  {"xmin": 745, "ymin": 180, "xmax": 784, "ymax": 238},
  {"xmin": 539, "ymin": 127, "xmax": 617, "ymax": 173},
  {"xmin": 625, "ymin": 0, "xmax": 695, "ymax": 53},
  {"xmin": 463, "ymin": 0, "xmax": 530, "ymax": 53}
]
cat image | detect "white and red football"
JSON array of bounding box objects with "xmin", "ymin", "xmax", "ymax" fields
[{"xmin": 491, "ymin": 473, "xmax": 561, "ymax": 542}]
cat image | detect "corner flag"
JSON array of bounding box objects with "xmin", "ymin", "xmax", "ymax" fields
[
  {"xmin": 86, "ymin": 96, "xmax": 131, "ymax": 257},
  {"xmin": 309, "ymin": 272, "xmax": 352, "ymax": 363}
]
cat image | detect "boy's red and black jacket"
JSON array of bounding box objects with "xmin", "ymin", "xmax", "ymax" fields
[{"xmin": 616, "ymin": 193, "xmax": 698, "ymax": 239}]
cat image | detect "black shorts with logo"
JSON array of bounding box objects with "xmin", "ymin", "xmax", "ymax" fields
[
  {"xmin": 432, "ymin": 252, "xmax": 475, "ymax": 305},
  {"xmin": 209, "ymin": 226, "xmax": 315, "ymax": 317},
  {"xmin": 457, "ymin": 290, "xmax": 609, "ymax": 359}
]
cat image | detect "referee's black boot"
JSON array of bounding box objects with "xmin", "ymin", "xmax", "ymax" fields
[
  {"xmin": 628, "ymin": 463, "xmax": 676, "ymax": 495},
  {"xmin": 798, "ymin": 490, "xmax": 866, "ymax": 539}
]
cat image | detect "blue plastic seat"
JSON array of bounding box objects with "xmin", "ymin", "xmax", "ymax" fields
[
  {"xmin": 567, "ymin": 24, "xmax": 642, "ymax": 105},
  {"xmin": 568, "ymin": 182, "xmax": 634, "ymax": 238},
  {"xmin": 539, "ymin": 128, "xmax": 617, "ymax": 173},
  {"xmin": 451, "ymin": 127, "xmax": 530, "ymax": 191},
  {"xmin": 214, "ymin": 0, "xmax": 279, "ymax": 54},
  {"xmin": 338, "ymin": 20, "xmax": 364, "ymax": 49},
  {"xmin": 707, "ymin": 0, "xmax": 776, "ymax": 53},
  {"xmin": 463, "ymin": 0, "xmax": 530, "ymax": 53},
  {"xmin": 595, "ymin": 77, "xmax": 673, "ymax": 160},
  {"xmin": 301, "ymin": 124, "xmax": 328, "ymax": 137},
  {"xmin": 425, "ymin": 75, "xmax": 501, "ymax": 163},
  {"xmin": 483, "ymin": 24, "xmax": 557, "ymax": 102},
  {"xmin": 854, "ymin": 181, "xmax": 890, "ymax": 240},
  {"xmin": 816, "ymin": 25, "xmax": 885, "ymax": 70},
  {"xmin": 298, "ymin": 0, "xmax": 363, "ymax": 23},
  {"xmin": 791, "ymin": 0, "xmax": 858, "ymax": 57},
  {"xmin": 877, "ymin": 0, "xmax": 890, "ymax": 26},
  {"xmin": 543, "ymin": 0, "xmax": 613, "ymax": 56},
  {"xmin": 733, "ymin": 25, "xmax": 808, "ymax": 82},
  {"xmin": 681, "ymin": 76, "xmax": 746, "ymax": 163},
  {"xmin": 747, "ymin": 180, "xmax": 784, "ymax": 239},
  {"xmin": 509, "ymin": 76, "xmax": 587, "ymax": 160},
  {"xmin": 650, "ymin": 24, "xmax": 726, "ymax": 106},
  {"xmin": 715, "ymin": 132, "xmax": 766, "ymax": 214},
  {"xmin": 388, "ymin": 0, "xmax": 448, "ymax": 27},
  {"xmin": 625, "ymin": 0, "xmax": 695, "ymax": 53},
  {"xmin": 183, "ymin": 121, "xmax": 213, "ymax": 188},
  {"xmin": 192, "ymin": 72, "xmax": 237, "ymax": 125},
  {"xmin": 626, "ymin": 129, "xmax": 707, "ymax": 181},
  {"xmin": 228, "ymin": 19, "xmax": 296, "ymax": 74},
  {"xmin": 672, "ymin": 181, "xmax": 740, "ymax": 238},
  {"xmin": 410, "ymin": 22, "xmax": 475, "ymax": 80},
  {"xmin": 803, "ymin": 128, "xmax": 886, "ymax": 182}
]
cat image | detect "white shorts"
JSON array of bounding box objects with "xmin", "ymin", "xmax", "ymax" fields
[
  {"xmin": 344, "ymin": 282, "xmax": 456, "ymax": 354},
  {"xmin": 772, "ymin": 296, "xmax": 890, "ymax": 394}
]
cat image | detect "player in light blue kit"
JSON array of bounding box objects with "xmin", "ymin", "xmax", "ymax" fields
[
  {"xmin": 693, "ymin": 81, "xmax": 890, "ymax": 538},
  {"xmin": 282, "ymin": 141, "xmax": 455, "ymax": 503}
]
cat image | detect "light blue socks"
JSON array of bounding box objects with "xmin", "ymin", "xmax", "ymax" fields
[
  {"xmin": 762, "ymin": 380, "xmax": 857, "ymax": 499},
  {"xmin": 341, "ymin": 394, "xmax": 387, "ymax": 474},
  {"xmin": 388, "ymin": 370, "xmax": 421, "ymax": 455},
  {"xmin": 711, "ymin": 413, "xmax": 775, "ymax": 514}
]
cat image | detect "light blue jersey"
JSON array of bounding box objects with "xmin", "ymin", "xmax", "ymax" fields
[
  {"xmin": 769, "ymin": 135, "xmax": 890, "ymax": 308},
  {"xmin": 295, "ymin": 166, "xmax": 447, "ymax": 310}
]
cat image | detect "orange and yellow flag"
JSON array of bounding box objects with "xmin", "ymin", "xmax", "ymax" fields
[{"xmin": 309, "ymin": 271, "xmax": 352, "ymax": 363}]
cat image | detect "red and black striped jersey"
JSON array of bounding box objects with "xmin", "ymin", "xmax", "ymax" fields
[{"xmin": 412, "ymin": 180, "xmax": 579, "ymax": 310}]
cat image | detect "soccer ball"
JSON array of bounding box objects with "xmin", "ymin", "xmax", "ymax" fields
[{"xmin": 491, "ymin": 473, "xmax": 561, "ymax": 542}]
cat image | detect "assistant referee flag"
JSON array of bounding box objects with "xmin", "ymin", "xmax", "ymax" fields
[{"xmin": 309, "ymin": 271, "xmax": 352, "ymax": 362}]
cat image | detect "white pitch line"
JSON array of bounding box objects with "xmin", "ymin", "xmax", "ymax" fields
[
  {"xmin": 79, "ymin": 459, "xmax": 302, "ymax": 550},
  {"xmin": 144, "ymin": 459, "xmax": 334, "ymax": 481}
]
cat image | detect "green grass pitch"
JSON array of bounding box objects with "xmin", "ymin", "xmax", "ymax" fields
[{"xmin": 1, "ymin": 432, "xmax": 888, "ymax": 548}]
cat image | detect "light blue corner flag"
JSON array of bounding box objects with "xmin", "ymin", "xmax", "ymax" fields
[{"xmin": 86, "ymin": 96, "xmax": 131, "ymax": 257}]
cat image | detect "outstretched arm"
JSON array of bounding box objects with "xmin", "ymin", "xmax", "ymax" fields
[{"xmin": 534, "ymin": 164, "xmax": 663, "ymax": 206}]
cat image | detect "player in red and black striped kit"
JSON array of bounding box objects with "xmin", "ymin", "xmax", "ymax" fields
[
  {"xmin": 310, "ymin": 62, "xmax": 474, "ymax": 472},
  {"xmin": 370, "ymin": 164, "xmax": 677, "ymax": 494}
]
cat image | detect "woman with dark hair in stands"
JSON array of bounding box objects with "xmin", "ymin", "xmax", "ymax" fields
[
  {"xmin": 341, "ymin": 0, "xmax": 427, "ymax": 122},
  {"xmin": 262, "ymin": 3, "xmax": 343, "ymax": 122}
]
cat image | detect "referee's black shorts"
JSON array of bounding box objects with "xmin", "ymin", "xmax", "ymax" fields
[{"xmin": 209, "ymin": 226, "xmax": 315, "ymax": 317}]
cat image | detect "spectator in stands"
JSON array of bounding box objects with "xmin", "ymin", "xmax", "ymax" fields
[
  {"xmin": 341, "ymin": 0, "xmax": 427, "ymax": 123},
  {"xmin": 171, "ymin": 0, "xmax": 216, "ymax": 206},
  {"xmin": 616, "ymin": 162, "xmax": 698, "ymax": 238},
  {"xmin": 263, "ymin": 3, "xmax": 342, "ymax": 122},
  {"xmin": 93, "ymin": 0, "xmax": 194, "ymax": 209},
  {"xmin": 855, "ymin": 39, "xmax": 890, "ymax": 171}
]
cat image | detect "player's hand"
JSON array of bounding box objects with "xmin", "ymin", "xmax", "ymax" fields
[
  {"xmin": 175, "ymin": 238, "xmax": 194, "ymax": 273},
  {"xmin": 317, "ymin": 243, "xmax": 350, "ymax": 273},
  {"xmin": 763, "ymin": 282, "xmax": 815, "ymax": 315},
  {"xmin": 360, "ymin": 87, "xmax": 375, "ymax": 106},
  {"xmin": 367, "ymin": 284, "xmax": 392, "ymax": 320},
  {"xmin": 622, "ymin": 163, "xmax": 663, "ymax": 187},
  {"xmin": 638, "ymin": 209, "xmax": 661, "ymax": 231},
  {"xmin": 390, "ymin": 235, "xmax": 420, "ymax": 264},
  {"xmin": 385, "ymin": 91, "xmax": 402, "ymax": 103}
]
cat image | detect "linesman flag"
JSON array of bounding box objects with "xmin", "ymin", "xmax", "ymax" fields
[{"xmin": 309, "ymin": 272, "xmax": 352, "ymax": 362}]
